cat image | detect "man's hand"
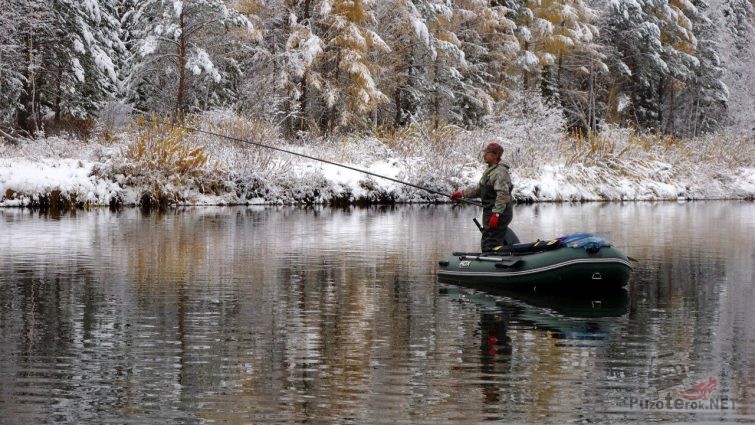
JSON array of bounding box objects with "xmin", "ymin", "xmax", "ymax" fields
[{"xmin": 488, "ymin": 213, "xmax": 499, "ymax": 229}]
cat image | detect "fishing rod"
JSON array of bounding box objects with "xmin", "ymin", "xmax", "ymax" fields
[{"xmin": 146, "ymin": 115, "xmax": 483, "ymax": 207}]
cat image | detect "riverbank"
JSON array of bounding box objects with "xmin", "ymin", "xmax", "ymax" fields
[{"xmin": 1, "ymin": 113, "xmax": 753, "ymax": 209}]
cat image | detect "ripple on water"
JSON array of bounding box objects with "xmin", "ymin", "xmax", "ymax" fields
[{"xmin": 1, "ymin": 204, "xmax": 753, "ymax": 423}]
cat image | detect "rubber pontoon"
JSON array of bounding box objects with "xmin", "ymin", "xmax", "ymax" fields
[{"xmin": 437, "ymin": 232, "xmax": 633, "ymax": 292}]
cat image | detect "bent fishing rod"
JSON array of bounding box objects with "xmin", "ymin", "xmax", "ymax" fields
[{"xmin": 146, "ymin": 116, "xmax": 483, "ymax": 208}]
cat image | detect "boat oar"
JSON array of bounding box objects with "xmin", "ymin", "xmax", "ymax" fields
[{"xmin": 140, "ymin": 116, "xmax": 484, "ymax": 208}]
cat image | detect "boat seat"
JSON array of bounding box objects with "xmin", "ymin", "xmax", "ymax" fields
[
  {"xmin": 452, "ymin": 239, "xmax": 564, "ymax": 258},
  {"xmin": 488, "ymin": 239, "xmax": 564, "ymax": 255}
]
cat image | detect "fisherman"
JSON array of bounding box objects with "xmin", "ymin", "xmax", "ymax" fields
[{"xmin": 451, "ymin": 142, "xmax": 515, "ymax": 252}]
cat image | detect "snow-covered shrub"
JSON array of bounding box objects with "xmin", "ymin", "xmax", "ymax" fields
[
  {"xmin": 125, "ymin": 121, "xmax": 209, "ymax": 177},
  {"xmin": 387, "ymin": 123, "xmax": 476, "ymax": 199},
  {"xmin": 109, "ymin": 117, "xmax": 224, "ymax": 207},
  {"xmin": 95, "ymin": 101, "xmax": 132, "ymax": 143},
  {"xmin": 483, "ymin": 91, "xmax": 566, "ymax": 175},
  {"xmin": 198, "ymin": 110, "xmax": 282, "ymax": 171}
]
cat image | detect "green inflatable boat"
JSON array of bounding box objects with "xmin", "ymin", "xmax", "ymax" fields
[{"xmin": 437, "ymin": 232, "xmax": 633, "ymax": 292}]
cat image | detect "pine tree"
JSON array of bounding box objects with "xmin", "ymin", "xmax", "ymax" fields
[
  {"xmin": 11, "ymin": 0, "xmax": 122, "ymax": 135},
  {"xmin": 714, "ymin": 0, "xmax": 755, "ymax": 134},
  {"xmin": 0, "ymin": 0, "xmax": 25, "ymax": 129},
  {"xmin": 372, "ymin": 0, "xmax": 435, "ymax": 127},
  {"xmin": 51, "ymin": 0, "xmax": 123, "ymax": 120},
  {"xmin": 451, "ymin": 0, "xmax": 518, "ymax": 126},
  {"xmin": 126, "ymin": 0, "xmax": 258, "ymax": 117},
  {"xmin": 414, "ymin": 0, "xmax": 468, "ymax": 128},
  {"xmin": 671, "ymin": 0, "xmax": 727, "ymax": 136},
  {"xmin": 603, "ymin": 0, "xmax": 701, "ymax": 131},
  {"xmin": 280, "ymin": 0, "xmax": 324, "ymax": 133}
]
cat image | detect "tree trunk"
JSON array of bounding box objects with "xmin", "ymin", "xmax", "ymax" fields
[
  {"xmin": 299, "ymin": 71, "xmax": 308, "ymax": 132},
  {"xmin": 666, "ymin": 83, "xmax": 675, "ymax": 135},
  {"xmin": 588, "ymin": 68, "xmax": 595, "ymax": 134},
  {"xmin": 656, "ymin": 76, "xmax": 665, "ymax": 132},
  {"xmin": 522, "ymin": 42, "xmax": 530, "ymax": 90},
  {"xmin": 433, "ymin": 58, "xmax": 440, "ymax": 130},
  {"xmin": 54, "ymin": 61, "xmax": 63, "ymax": 122},
  {"xmin": 394, "ymin": 87, "xmax": 402, "ymax": 127},
  {"xmin": 17, "ymin": 29, "xmax": 36, "ymax": 134},
  {"xmin": 175, "ymin": 10, "xmax": 187, "ymax": 120},
  {"xmin": 299, "ymin": 0, "xmax": 312, "ymax": 131},
  {"xmin": 692, "ymin": 95, "xmax": 701, "ymax": 138}
]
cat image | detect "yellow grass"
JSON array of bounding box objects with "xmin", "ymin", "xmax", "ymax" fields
[{"xmin": 126, "ymin": 116, "xmax": 209, "ymax": 177}]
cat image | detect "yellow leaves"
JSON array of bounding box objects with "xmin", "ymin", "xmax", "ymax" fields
[
  {"xmin": 322, "ymin": 0, "xmax": 389, "ymax": 123},
  {"xmin": 520, "ymin": 0, "xmax": 597, "ymax": 60},
  {"xmin": 652, "ymin": 0, "xmax": 697, "ymax": 54},
  {"xmin": 125, "ymin": 116, "xmax": 209, "ymax": 177},
  {"xmin": 543, "ymin": 35, "xmax": 575, "ymax": 54},
  {"xmin": 334, "ymin": 25, "xmax": 368, "ymax": 50},
  {"xmin": 333, "ymin": 0, "xmax": 370, "ymax": 24},
  {"xmin": 436, "ymin": 30, "xmax": 461, "ymax": 47},
  {"xmin": 237, "ymin": 0, "xmax": 263, "ymax": 15}
]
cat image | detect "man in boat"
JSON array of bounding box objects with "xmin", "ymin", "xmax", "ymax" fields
[{"xmin": 451, "ymin": 142, "xmax": 514, "ymax": 252}]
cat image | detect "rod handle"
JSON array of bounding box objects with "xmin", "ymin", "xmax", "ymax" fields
[{"xmin": 473, "ymin": 218, "xmax": 483, "ymax": 233}]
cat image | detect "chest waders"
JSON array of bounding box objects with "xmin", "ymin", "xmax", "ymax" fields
[{"xmin": 479, "ymin": 164, "xmax": 514, "ymax": 252}]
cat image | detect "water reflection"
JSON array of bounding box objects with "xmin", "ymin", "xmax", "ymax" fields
[
  {"xmin": 450, "ymin": 286, "xmax": 628, "ymax": 343},
  {"xmin": 0, "ymin": 203, "xmax": 752, "ymax": 423},
  {"xmin": 440, "ymin": 285, "xmax": 632, "ymax": 420}
]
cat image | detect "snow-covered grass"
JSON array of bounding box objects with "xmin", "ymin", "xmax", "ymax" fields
[
  {"xmin": 107, "ymin": 117, "xmax": 225, "ymax": 207},
  {"xmin": 1, "ymin": 108, "xmax": 753, "ymax": 209}
]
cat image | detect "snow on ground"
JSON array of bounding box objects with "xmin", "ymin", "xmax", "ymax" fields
[
  {"xmin": 0, "ymin": 158, "xmax": 121, "ymax": 206},
  {"xmin": 0, "ymin": 121, "xmax": 753, "ymax": 207}
]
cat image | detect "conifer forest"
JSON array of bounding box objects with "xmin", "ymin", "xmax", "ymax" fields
[{"xmin": 1, "ymin": 0, "xmax": 753, "ymax": 141}]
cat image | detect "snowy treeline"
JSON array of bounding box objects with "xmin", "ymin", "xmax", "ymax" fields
[{"xmin": 0, "ymin": 0, "xmax": 753, "ymax": 139}]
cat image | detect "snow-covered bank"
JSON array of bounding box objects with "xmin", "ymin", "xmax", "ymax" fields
[
  {"xmin": 0, "ymin": 158, "xmax": 121, "ymax": 207},
  {"xmin": 1, "ymin": 123, "xmax": 753, "ymax": 208}
]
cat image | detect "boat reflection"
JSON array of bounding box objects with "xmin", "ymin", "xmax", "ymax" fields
[{"xmin": 440, "ymin": 284, "xmax": 628, "ymax": 342}]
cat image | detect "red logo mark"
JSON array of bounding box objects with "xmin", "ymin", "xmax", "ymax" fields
[{"xmin": 678, "ymin": 377, "xmax": 718, "ymax": 401}]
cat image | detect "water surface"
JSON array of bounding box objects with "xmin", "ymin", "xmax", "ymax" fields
[{"xmin": 1, "ymin": 202, "xmax": 753, "ymax": 423}]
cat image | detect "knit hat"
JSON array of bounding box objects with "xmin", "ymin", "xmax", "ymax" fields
[{"xmin": 483, "ymin": 142, "xmax": 503, "ymax": 157}]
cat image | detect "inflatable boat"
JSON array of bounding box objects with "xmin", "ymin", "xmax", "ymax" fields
[{"xmin": 437, "ymin": 232, "xmax": 633, "ymax": 292}]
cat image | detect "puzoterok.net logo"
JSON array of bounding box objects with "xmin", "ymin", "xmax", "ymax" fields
[{"xmin": 628, "ymin": 395, "xmax": 736, "ymax": 411}]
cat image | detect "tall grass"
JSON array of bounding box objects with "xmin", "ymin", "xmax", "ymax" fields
[
  {"xmin": 5, "ymin": 108, "xmax": 750, "ymax": 209},
  {"xmin": 112, "ymin": 116, "xmax": 223, "ymax": 207},
  {"xmin": 125, "ymin": 118, "xmax": 209, "ymax": 177}
]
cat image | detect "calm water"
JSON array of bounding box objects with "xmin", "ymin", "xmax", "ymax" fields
[{"xmin": 0, "ymin": 202, "xmax": 753, "ymax": 424}]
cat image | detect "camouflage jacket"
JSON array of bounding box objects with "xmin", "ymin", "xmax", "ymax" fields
[{"xmin": 461, "ymin": 163, "xmax": 513, "ymax": 214}]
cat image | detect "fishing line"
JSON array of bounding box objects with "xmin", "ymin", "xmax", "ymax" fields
[{"xmin": 137, "ymin": 113, "xmax": 482, "ymax": 207}]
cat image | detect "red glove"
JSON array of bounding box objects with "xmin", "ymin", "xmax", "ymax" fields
[
  {"xmin": 450, "ymin": 191, "xmax": 463, "ymax": 202},
  {"xmin": 488, "ymin": 213, "xmax": 499, "ymax": 229}
]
